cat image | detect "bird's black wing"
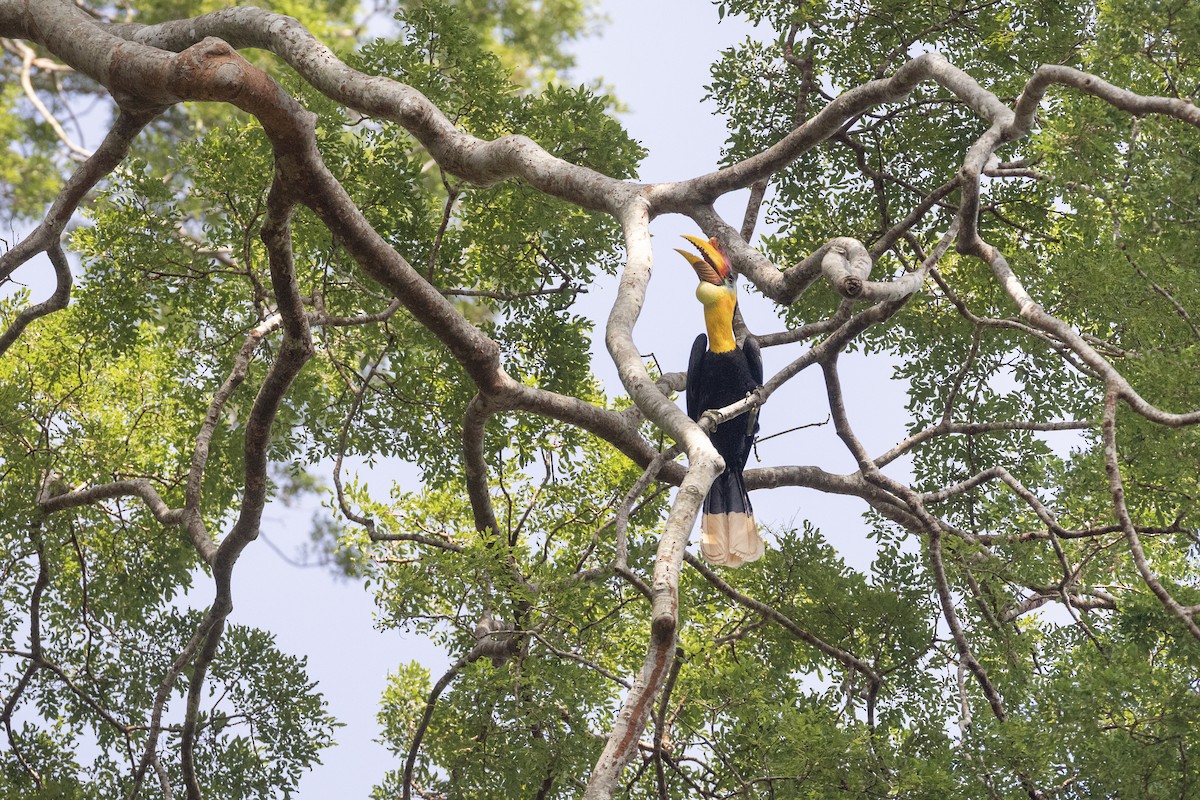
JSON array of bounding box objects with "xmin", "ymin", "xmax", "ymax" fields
[
  {"xmin": 743, "ymin": 335, "xmax": 763, "ymax": 387},
  {"xmin": 686, "ymin": 333, "xmax": 707, "ymax": 421},
  {"xmin": 738, "ymin": 337, "xmax": 764, "ymax": 459}
]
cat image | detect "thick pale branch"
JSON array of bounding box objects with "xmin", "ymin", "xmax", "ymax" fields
[
  {"xmin": 1102, "ymin": 390, "xmax": 1200, "ymax": 639},
  {"xmin": 176, "ymin": 179, "xmax": 315, "ymax": 800},
  {"xmin": 819, "ymin": 220, "xmax": 958, "ymax": 304},
  {"xmin": 104, "ymin": 7, "xmax": 639, "ymax": 213},
  {"xmin": 949, "ymin": 63, "xmax": 1200, "ymax": 430},
  {"xmin": 605, "ymin": 201, "xmax": 713, "ymax": 455},
  {"xmin": 1003, "ymin": 589, "xmax": 1117, "ymax": 623},
  {"xmin": 587, "ymin": 204, "xmax": 732, "ymax": 799},
  {"xmin": 970, "ymin": 244, "xmax": 1200, "ymax": 427},
  {"xmin": 1011, "ymin": 65, "xmax": 1200, "ymax": 137},
  {"xmin": 39, "ymin": 478, "xmax": 183, "ymax": 526},
  {"xmin": 745, "ymin": 464, "xmax": 921, "ymax": 529},
  {"xmin": 463, "ymin": 392, "xmax": 503, "ymax": 536},
  {"xmin": 582, "ymin": 459, "xmax": 711, "ymax": 800},
  {"xmin": 184, "ymin": 313, "xmax": 283, "ymax": 564}
]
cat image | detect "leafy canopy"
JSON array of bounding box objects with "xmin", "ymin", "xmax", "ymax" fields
[{"xmin": 2, "ymin": 0, "xmax": 1200, "ymax": 798}]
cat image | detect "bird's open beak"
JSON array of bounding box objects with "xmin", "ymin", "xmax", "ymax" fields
[{"xmin": 675, "ymin": 234, "xmax": 731, "ymax": 285}]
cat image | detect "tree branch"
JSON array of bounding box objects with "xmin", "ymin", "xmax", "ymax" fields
[
  {"xmin": 0, "ymin": 109, "xmax": 155, "ymax": 355},
  {"xmin": 1102, "ymin": 389, "xmax": 1200, "ymax": 639}
]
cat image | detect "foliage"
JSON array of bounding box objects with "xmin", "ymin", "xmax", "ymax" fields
[{"xmin": 2, "ymin": 0, "xmax": 1200, "ymax": 798}]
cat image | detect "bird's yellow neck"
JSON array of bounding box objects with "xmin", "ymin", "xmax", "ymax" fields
[{"xmin": 696, "ymin": 282, "xmax": 738, "ymax": 353}]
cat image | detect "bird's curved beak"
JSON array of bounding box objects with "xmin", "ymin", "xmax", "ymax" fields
[{"xmin": 675, "ymin": 234, "xmax": 731, "ymax": 285}]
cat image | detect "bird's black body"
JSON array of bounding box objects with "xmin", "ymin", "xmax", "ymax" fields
[
  {"xmin": 676, "ymin": 232, "xmax": 765, "ymax": 566},
  {"xmin": 686, "ymin": 333, "xmax": 763, "ymax": 563},
  {"xmin": 686, "ymin": 334, "xmax": 763, "ymax": 465}
]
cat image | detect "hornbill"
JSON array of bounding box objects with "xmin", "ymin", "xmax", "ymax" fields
[{"xmin": 676, "ymin": 234, "xmax": 765, "ymax": 567}]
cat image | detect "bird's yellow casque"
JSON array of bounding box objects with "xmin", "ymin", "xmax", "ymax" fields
[
  {"xmin": 675, "ymin": 235, "xmax": 738, "ymax": 353},
  {"xmin": 677, "ymin": 234, "xmax": 765, "ymax": 567}
]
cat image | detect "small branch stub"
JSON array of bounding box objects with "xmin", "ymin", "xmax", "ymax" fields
[
  {"xmin": 473, "ymin": 612, "xmax": 516, "ymax": 666},
  {"xmin": 820, "ymin": 237, "xmax": 873, "ymax": 298}
]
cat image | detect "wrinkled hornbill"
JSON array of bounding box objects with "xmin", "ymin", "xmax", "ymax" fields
[{"xmin": 676, "ymin": 234, "xmax": 765, "ymax": 567}]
